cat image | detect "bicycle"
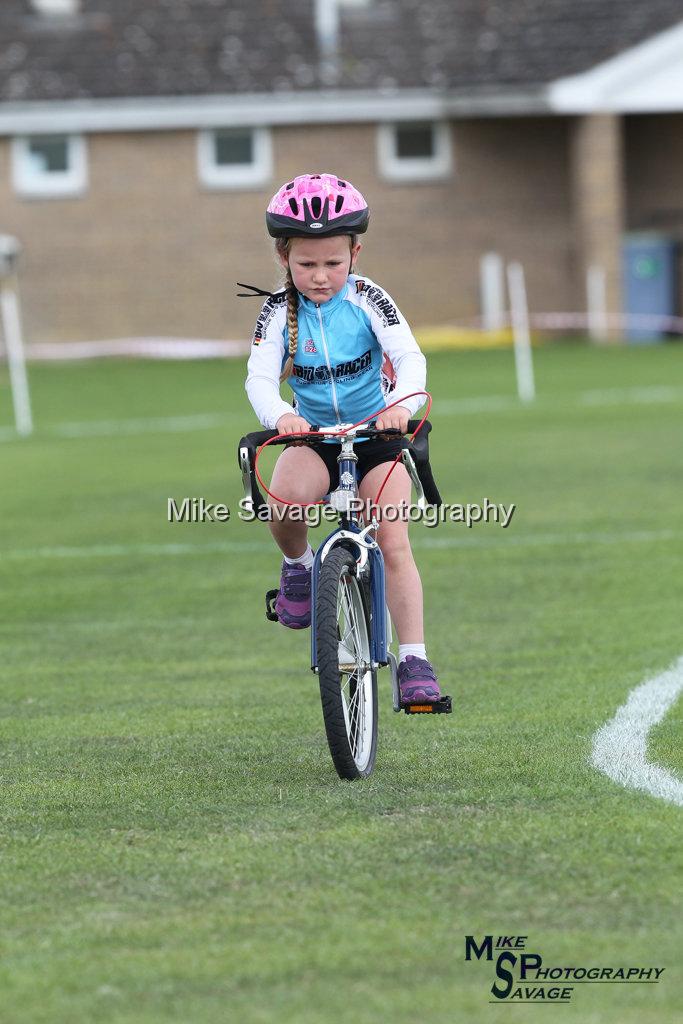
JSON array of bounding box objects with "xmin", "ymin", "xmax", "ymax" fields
[{"xmin": 237, "ymin": 413, "xmax": 451, "ymax": 780}]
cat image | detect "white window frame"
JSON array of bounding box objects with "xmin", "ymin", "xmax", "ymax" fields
[
  {"xmin": 197, "ymin": 127, "xmax": 272, "ymax": 190},
  {"xmin": 377, "ymin": 121, "xmax": 453, "ymax": 183},
  {"xmin": 11, "ymin": 134, "xmax": 88, "ymax": 198}
]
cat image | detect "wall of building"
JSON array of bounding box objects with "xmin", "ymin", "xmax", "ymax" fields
[{"xmin": 0, "ymin": 117, "xmax": 575, "ymax": 343}]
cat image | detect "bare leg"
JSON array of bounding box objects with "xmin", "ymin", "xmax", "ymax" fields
[
  {"xmin": 359, "ymin": 462, "xmax": 424, "ymax": 644},
  {"xmin": 268, "ymin": 446, "xmax": 330, "ymax": 558}
]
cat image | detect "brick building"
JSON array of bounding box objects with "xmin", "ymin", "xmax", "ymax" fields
[{"xmin": 0, "ymin": 0, "xmax": 682, "ymax": 343}]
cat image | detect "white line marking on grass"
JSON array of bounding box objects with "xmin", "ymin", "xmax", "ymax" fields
[
  {"xmin": 436, "ymin": 395, "xmax": 522, "ymax": 414},
  {"xmin": 417, "ymin": 529, "xmax": 679, "ymax": 550},
  {"xmin": 52, "ymin": 413, "xmax": 230, "ymax": 438},
  {"xmin": 0, "ymin": 540, "xmax": 271, "ymax": 561},
  {"xmin": 1, "ymin": 528, "xmax": 680, "ymax": 563},
  {"xmin": 592, "ymin": 656, "xmax": 683, "ymax": 807},
  {"xmin": 579, "ymin": 385, "xmax": 683, "ymax": 407},
  {"xmin": 0, "ymin": 412, "xmax": 232, "ymax": 442},
  {"xmin": 437, "ymin": 385, "xmax": 683, "ymax": 416}
]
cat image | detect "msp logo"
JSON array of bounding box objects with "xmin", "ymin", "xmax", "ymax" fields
[
  {"xmin": 465, "ymin": 934, "xmax": 665, "ymax": 1004},
  {"xmin": 304, "ymin": 338, "xmax": 317, "ymax": 353}
]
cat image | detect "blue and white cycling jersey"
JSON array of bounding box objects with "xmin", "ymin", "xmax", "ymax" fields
[{"xmin": 245, "ymin": 274, "xmax": 427, "ymax": 430}]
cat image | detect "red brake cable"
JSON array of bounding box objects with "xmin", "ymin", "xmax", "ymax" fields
[{"xmin": 253, "ymin": 391, "xmax": 432, "ymax": 509}]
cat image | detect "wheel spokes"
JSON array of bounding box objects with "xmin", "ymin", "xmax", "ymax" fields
[
  {"xmin": 331, "ymin": 567, "xmax": 373, "ymax": 770},
  {"xmin": 335, "ymin": 572, "xmax": 371, "ymax": 761}
]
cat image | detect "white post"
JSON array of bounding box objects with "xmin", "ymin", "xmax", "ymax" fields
[
  {"xmin": 587, "ymin": 264, "xmax": 608, "ymax": 343},
  {"xmin": 0, "ymin": 234, "xmax": 33, "ymax": 436},
  {"xmin": 506, "ymin": 261, "xmax": 536, "ymax": 403},
  {"xmin": 314, "ymin": 0, "xmax": 340, "ymax": 82},
  {"xmin": 480, "ymin": 252, "xmax": 505, "ymax": 332},
  {"xmin": 1, "ymin": 279, "xmax": 33, "ymax": 436}
]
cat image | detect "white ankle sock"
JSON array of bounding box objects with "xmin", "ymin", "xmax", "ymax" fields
[
  {"xmin": 399, "ymin": 643, "xmax": 427, "ymax": 663},
  {"xmin": 284, "ymin": 544, "xmax": 314, "ymax": 569}
]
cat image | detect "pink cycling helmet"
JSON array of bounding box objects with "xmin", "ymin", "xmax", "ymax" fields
[{"xmin": 266, "ymin": 172, "xmax": 369, "ymax": 238}]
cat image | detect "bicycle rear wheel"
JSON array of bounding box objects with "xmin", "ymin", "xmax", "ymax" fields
[{"xmin": 316, "ymin": 545, "xmax": 378, "ymax": 780}]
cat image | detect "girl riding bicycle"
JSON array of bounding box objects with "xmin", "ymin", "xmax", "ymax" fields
[{"xmin": 245, "ymin": 172, "xmax": 441, "ymax": 706}]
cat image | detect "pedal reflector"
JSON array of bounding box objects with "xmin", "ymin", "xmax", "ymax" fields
[{"xmin": 402, "ymin": 695, "xmax": 452, "ymax": 715}]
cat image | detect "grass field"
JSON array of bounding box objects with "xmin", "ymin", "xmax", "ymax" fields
[{"xmin": 1, "ymin": 341, "xmax": 682, "ymax": 1023}]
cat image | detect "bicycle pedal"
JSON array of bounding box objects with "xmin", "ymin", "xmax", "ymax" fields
[
  {"xmin": 402, "ymin": 695, "xmax": 452, "ymax": 715},
  {"xmin": 265, "ymin": 588, "xmax": 279, "ymax": 622}
]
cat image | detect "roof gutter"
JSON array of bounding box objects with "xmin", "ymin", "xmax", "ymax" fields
[{"xmin": 0, "ymin": 86, "xmax": 550, "ymax": 135}]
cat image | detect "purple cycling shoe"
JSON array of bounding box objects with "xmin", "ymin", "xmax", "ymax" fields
[
  {"xmin": 274, "ymin": 560, "xmax": 312, "ymax": 629},
  {"xmin": 397, "ymin": 655, "xmax": 441, "ymax": 705}
]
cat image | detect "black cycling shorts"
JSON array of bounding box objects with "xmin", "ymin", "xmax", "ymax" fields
[{"xmin": 299, "ymin": 437, "xmax": 405, "ymax": 490}]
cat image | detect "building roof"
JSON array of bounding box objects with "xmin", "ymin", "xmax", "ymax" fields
[{"xmin": 1, "ymin": 0, "xmax": 682, "ymax": 104}]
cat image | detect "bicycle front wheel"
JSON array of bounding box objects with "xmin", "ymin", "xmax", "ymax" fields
[{"xmin": 316, "ymin": 545, "xmax": 378, "ymax": 780}]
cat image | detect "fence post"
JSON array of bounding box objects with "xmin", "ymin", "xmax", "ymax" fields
[
  {"xmin": 0, "ymin": 235, "xmax": 33, "ymax": 437},
  {"xmin": 506, "ymin": 261, "xmax": 536, "ymax": 403}
]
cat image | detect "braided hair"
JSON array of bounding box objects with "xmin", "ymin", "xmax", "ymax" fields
[
  {"xmin": 274, "ymin": 238, "xmax": 299, "ymax": 383},
  {"xmin": 275, "ymin": 235, "xmax": 357, "ymax": 383}
]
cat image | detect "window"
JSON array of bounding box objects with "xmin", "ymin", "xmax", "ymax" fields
[
  {"xmin": 377, "ymin": 121, "xmax": 453, "ymax": 182},
  {"xmin": 11, "ymin": 134, "xmax": 88, "ymax": 198},
  {"xmin": 197, "ymin": 127, "xmax": 272, "ymax": 189},
  {"xmin": 31, "ymin": 0, "xmax": 80, "ymax": 14}
]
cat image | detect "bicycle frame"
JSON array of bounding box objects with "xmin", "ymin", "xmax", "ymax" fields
[{"xmin": 309, "ymin": 428, "xmax": 389, "ymax": 673}]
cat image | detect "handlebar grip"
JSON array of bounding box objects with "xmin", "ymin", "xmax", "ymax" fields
[
  {"xmin": 407, "ymin": 419, "xmax": 432, "ymax": 436},
  {"xmin": 242, "ymin": 428, "xmax": 279, "ymax": 449},
  {"xmin": 416, "ymin": 460, "xmax": 442, "ymax": 506}
]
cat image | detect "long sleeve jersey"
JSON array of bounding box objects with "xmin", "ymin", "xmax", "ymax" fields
[{"xmin": 245, "ymin": 274, "xmax": 427, "ymax": 430}]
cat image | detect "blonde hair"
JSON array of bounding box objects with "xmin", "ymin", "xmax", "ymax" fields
[{"xmin": 275, "ymin": 235, "xmax": 358, "ymax": 382}]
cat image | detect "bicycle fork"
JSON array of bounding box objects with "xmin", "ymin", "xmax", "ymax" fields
[{"xmin": 310, "ymin": 526, "xmax": 388, "ymax": 672}]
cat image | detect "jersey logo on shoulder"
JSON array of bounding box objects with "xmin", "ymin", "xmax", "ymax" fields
[
  {"xmin": 252, "ymin": 290, "xmax": 287, "ymax": 345},
  {"xmin": 355, "ymin": 280, "xmax": 399, "ymax": 327}
]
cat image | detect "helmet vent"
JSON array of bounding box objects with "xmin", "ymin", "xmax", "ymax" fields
[
  {"xmin": 288, "ymin": 198, "xmax": 299, "ymax": 214},
  {"xmin": 311, "ymin": 174, "xmax": 321, "ymax": 179},
  {"xmin": 286, "ymin": 182, "xmax": 294, "ymax": 190},
  {"xmin": 335, "ymin": 194, "xmax": 344, "ymax": 214},
  {"xmin": 337, "ymin": 180, "xmax": 346, "ymax": 187},
  {"xmin": 310, "ymin": 196, "xmax": 322, "ymax": 218}
]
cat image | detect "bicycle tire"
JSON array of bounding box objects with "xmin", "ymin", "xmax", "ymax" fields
[{"xmin": 316, "ymin": 545, "xmax": 378, "ymax": 780}]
